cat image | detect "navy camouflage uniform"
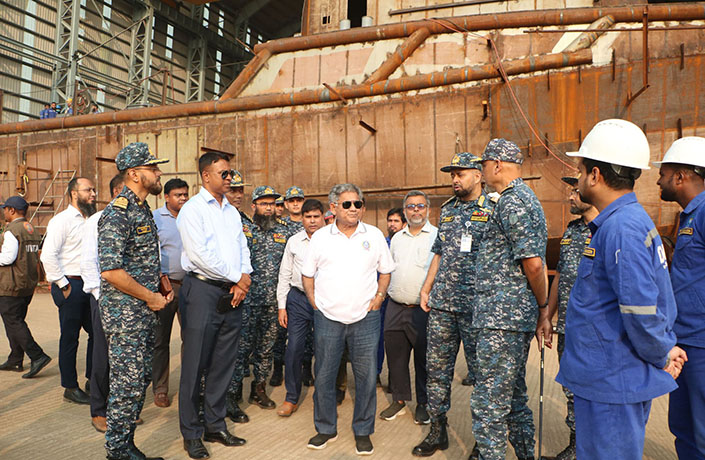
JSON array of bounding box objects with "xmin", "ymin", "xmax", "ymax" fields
[
  {"xmin": 472, "ymin": 139, "xmax": 547, "ymax": 460},
  {"xmin": 98, "ymin": 143, "xmax": 168, "ymax": 458},
  {"xmin": 426, "ymin": 153, "xmax": 494, "ymax": 424},
  {"xmin": 229, "ymin": 187, "xmax": 289, "ymax": 396},
  {"xmin": 555, "ymin": 216, "xmax": 591, "ymax": 436}
]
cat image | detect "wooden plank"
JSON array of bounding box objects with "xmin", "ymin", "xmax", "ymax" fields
[
  {"xmin": 434, "ymin": 93, "xmax": 466, "ymax": 184},
  {"xmin": 404, "ymin": 97, "xmax": 436, "ymax": 186},
  {"xmin": 291, "ymin": 112, "xmax": 319, "ymax": 193},
  {"xmin": 318, "ymin": 109, "xmax": 347, "ymax": 191},
  {"xmin": 267, "ymin": 116, "xmax": 294, "ymax": 192},
  {"xmin": 346, "ymin": 106, "xmax": 377, "ymax": 188},
  {"xmin": 374, "ymin": 101, "xmax": 406, "ymax": 188}
]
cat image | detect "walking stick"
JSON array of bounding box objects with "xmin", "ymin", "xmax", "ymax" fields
[{"xmin": 538, "ymin": 336, "xmax": 545, "ymax": 460}]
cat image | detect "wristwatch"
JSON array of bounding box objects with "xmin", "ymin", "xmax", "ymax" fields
[
  {"xmin": 376, "ymin": 292, "xmax": 385, "ymax": 298},
  {"xmin": 61, "ymin": 284, "xmax": 70, "ymax": 292}
]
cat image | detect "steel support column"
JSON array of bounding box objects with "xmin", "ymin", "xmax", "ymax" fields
[
  {"xmin": 186, "ymin": 37, "xmax": 207, "ymax": 102},
  {"xmin": 51, "ymin": 0, "xmax": 81, "ymax": 103},
  {"xmin": 126, "ymin": 6, "xmax": 154, "ymax": 108}
]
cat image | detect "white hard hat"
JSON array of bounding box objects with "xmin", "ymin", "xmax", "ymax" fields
[
  {"xmin": 566, "ymin": 119, "xmax": 651, "ymax": 170},
  {"xmin": 652, "ymin": 136, "xmax": 705, "ymax": 168}
]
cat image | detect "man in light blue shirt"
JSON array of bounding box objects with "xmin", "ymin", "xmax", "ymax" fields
[
  {"xmin": 176, "ymin": 152, "xmax": 252, "ymax": 459},
  {"xmin": 151, "ymin": 178, "xmax": 188, "ymax": 409}
]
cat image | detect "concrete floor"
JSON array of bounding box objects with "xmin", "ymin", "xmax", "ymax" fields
[{"xmin": 0, "ymin": 293, "xmax": 677, "ymax": 460}]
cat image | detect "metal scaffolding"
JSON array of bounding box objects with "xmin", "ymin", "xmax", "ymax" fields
[
  {"xmin": 126, "ymin": 5, "xmax": 154, "ymax": 108},
  {"xmin": 51, "ymin": 0, "xmax": 81, "ymax": 103},
  {"xmin": 186, "ymin": 5, "xmax": 207, "ymax": 102}
]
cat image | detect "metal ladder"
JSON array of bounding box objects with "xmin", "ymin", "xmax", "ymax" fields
[{"xmin": 29, "ymin": 169, "xmax": 76, "ymax": 231}]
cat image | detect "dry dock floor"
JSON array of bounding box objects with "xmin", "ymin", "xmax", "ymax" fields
[{"xmin": 0, "ymin": 293, "xmax": 677, "ymax": 459}]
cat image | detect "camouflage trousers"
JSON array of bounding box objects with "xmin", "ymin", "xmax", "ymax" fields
[
  {"xmin": 228, "ymin": 304, "xmax": 252, "ymax": 397},
  {"xmin": 471, "ymin": 329, "xmax": 534, "ymax": 460},
  {"xmin": 272, "ymin": 321, "xmax": 315, "ymax": 365},
  {"xmin": 247, "ymin": 304, "xmax": 278, "ymax": 384},
  {"xmin": 557, "ymin": 333, "xmax": 575, "ymax": 433},
  {"xmin": 105, "ymin": 329, "xmax": 154, "ymax": 456},
  {"xmin": 426, "ymin": 308, "xmax": 477, "ymax": 422}
]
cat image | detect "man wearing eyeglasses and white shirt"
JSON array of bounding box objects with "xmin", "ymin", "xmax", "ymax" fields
[
  {"xmin": 302, "ymin": 183, "xmax": 395, "ymax": 456},
  {"xmin": 379, "ymin": 191, "xmax": 437, "ymax": 425}
]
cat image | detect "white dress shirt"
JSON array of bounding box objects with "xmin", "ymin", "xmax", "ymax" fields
[
  {"xmin": 388, "ymin": 221, "xmax": 438, "ymax": 305},
  {"xmin": 0, "ymin": 231, "xmax": 19, "ymax": 266},
  {"xmin": 80, "ymin": 210, "xmax": 103, "ymax": 300},
  {"xmin": 40, "ymin": 204, "xmax": 88, "ymax": 288},
  {"xmin": 276, "ymin": 229, "xmax": 311, "ymax": 310},
  {"xmin": 177, "ymin": 187, "xmax": 252, "ymax": 283},
  {"xmin": 302, "ymin": 222, "xmax": 395, "ymax": 324}
]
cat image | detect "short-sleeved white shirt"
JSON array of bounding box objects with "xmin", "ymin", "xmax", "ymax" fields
[{"xmin": 302, "ymin": 221, "xmax": 395, "ymax": 324}]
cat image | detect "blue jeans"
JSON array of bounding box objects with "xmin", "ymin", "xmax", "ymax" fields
[
  {"xmin": 669, "ymin": 344, "xmax": 705, "ymax": 459},
  {"xmin": 313, "ymin": 309, "xmax": 380, "ymax": 436},
  {"xmin": 284, "ymin": 288, "xmax": 314, "ymax": 404}
]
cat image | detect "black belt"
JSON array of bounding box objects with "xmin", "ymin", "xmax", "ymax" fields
[
  {"xmin": 168, "ymin": 278, "xmax": 182, "ymax": 285},
  {"xmin": 187, "ymin": 272, "xmax": 233, "ymax": 290}
]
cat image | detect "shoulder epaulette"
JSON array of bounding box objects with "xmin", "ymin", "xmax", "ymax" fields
[
  {"xmin": 477, "ymin": 195, "xmax": 486, "ymax": 207},
  {"xmin": 441, "ymin": 196, "xmax": 456, "ymax": 208},
  {"xmin": 113, "ymin": 196, "xmax": 128, "ymax": 210},
  {"xmin": 276, "ymin": 218, "xmax": 288, "ymax": 226},
  {"xmin": 500, "ymin": 184, "xmax": 515, "ymax": 195}
]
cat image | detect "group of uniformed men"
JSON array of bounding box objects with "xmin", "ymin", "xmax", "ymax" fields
[{"xmin": 0, "ymin": 117, "xmax": 703, "ymax": 460}]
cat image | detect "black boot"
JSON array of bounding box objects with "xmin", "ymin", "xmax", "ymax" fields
[
  {"xmin": 269, "ymin": 361, "xmax": 284, "ymax": 387},
  {"xmin": 226, "ymin": 393, "xmax": 249, "ymax": 423},
  {"xmin": 302, "ymin": 361, "xmax": 314, "ymax": 387},
  {"xmin": 249, "ymin": 381, "xmax": 275, "ymax": 409},
  {"xmin": 412, "ymin": 416, "xmax": 448, "ymax": 457},
  {"xmin": 468, "ymin": 442, "xmax": 479, "ymax": 460}
]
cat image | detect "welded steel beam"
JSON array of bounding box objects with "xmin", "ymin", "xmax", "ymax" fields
[
  {"xmin": 51, "ymin": 0, "xmax": 81, "ymax": 103},
  {"xmin": 186, "ymin": 36, "xmax": 208, "ymax": 102},
  {"xmin": 126, "ymin": 5, "xmax": 155, "ymax": 108}
]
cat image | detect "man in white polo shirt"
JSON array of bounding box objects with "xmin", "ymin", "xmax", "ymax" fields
[{"xmin": 302, "ymin": 183, "xmax": 395, "ymax": 456}]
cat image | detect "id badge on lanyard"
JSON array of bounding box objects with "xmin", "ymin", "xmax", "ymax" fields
[{"xmin": 460, "ymin": 221, "xmax": 472, "ymax": 253}]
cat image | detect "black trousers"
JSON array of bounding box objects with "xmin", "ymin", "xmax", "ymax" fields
[
  {"xmin": 383, "ymin": 298, "xmax": 428, "ymax": 404},
  {"xmin": 283, "ymin": 288, "xmax": 314, "ymax": 404},
  {"xmin": 178, "ymin": 275, "xmax": 242, "ymax": 440},
  {"xmin": 0, "ymin": 295, "xmax": 44, "ymax": 365},
  {"xmin": 89, "ymin": 295, "xmax": 109, "ymax": 417},
  {"xmin": 152, "ymin": 283, "xmax": 181, "ymax": 395},
  {"xmin": 50, "ymin": 279, "xmax": 93, "ymax": 389}
]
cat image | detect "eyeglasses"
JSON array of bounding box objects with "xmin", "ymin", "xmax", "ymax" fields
[
  {"xmin": 339, "ymin": 200, "xmax": 363, "ymax": 209},
  {"xmin": 220, "ymin": 169, "xmax": 235, "ymax": 180},
  {"xmin": 256, "ymin": 202, "xmax": 276, "ymax": 208},
  {"xmin": 405, "ymin": 203, "xmax": 427, "ymax": 211}
]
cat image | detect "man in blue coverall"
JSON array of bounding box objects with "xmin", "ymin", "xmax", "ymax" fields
[
  {"xmin": 656, "ymin": 136, "xmax": 705, "ymax": 459},
  {"xmin": 557, "ymin": 119, "xmax": 687, "ymax": 460}
]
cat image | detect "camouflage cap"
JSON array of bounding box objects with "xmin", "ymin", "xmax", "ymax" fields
[
  {"xmin": 252, "ymin": 185, "xmax": 280, "ymax": 201},
  {"xmin": 115, "ymin": 142, "xmax": 169, "ymax": 171},
  {"xmin": 481, "ymin": 138, "xmax": 524, "ymax": 165},
  {"xmin": 229, "ymin": 170, "xmax": 250, "ymax": 187},
  {"xmin": 285, "ymin": 186, "xmax": 305, "ymax": 200},
  {"xmin": 561, "ymin": 176, "xmax": 579, "ymax": 186},
  {"xmin": 439, "ymin": 152, "xmax": 483, "ymax": 172},
  {"xmin": 275, "ymin": 196, "xmax": 284, "ymax": 204}
]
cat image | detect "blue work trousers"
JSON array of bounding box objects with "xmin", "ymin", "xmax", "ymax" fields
[
  {"xmin": 284, "ymin": 288, "xmax": 314, "ymax": 404},
  {"xmin": 89, "ymin": 295, "xmax": 109, "ymax": 418},
  {"xmin": 313, "ymin": 309, "xmax": 380, "ymax": 436},
  {"xmin": 669, "ymin": 344, "xmax": 705, "ymax": 460},
  {"xmin": 574, "ymin": 394, "xmax": 651, "ymax": 460}
]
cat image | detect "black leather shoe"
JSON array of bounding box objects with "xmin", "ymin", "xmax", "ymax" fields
[
  {"xmin": 203, "ymin": 430, "xmax": 246, "ymax": 446},
  {"xmin": 183, "ymin": 439, "xmax": 209, "ymax": 459},
  {"xmin": 106, "ymin": 444, "xmax": 164, "ymax": 460},
  {"xmin": 0, "ymin": 361, "xmax": 23, "ymax": 372},
  {"xmin": 22, "ymin": 354, "xmax": 51, "ymax": 379},
  {"xmin": 226, "ymin": 396, "xmax": 249, "ymax": 423},
  {"xmin": 468, "ymin": 442, "xmax": 480, "ymax": 460},
  {"xmin": 269, "ymin": 362, "xmax": 283, "ymax": 386},
  {"xmin": 64, "ymin": 387, "xmax": 90, "ymax": 404},
  {"xmin": 302, "ymin": 361, "xmax": 314, "ymax": 386}
]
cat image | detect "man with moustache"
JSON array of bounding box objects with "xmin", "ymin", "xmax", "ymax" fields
[
  {"xmin": 41, "ymin": 176, "xmax": 97, "ymax": 404},
  {"xmin": 412, "ymin": 153, "xmax": 493, "ymax": 457},
  {"xmin": 98, "ymin": 142, "xmax": 171, "ymax": 460},
  {"xmin": 151, "ymin": 178, "xmax": 189, "ymax": 408},
  {"xmin": 557, "ymin": 120, "xmax": 685, "ymax": 460},
  {"xmin": 177, "ymin": 152, "xmax": 252, "ymax": 459},
  {"xmin": 542, "ymin": 176, "xmax": 598, "ymax": 460},
  {"xmin": 276, "ymin": 198, "xmax": 325, "ymax": 416},
  {"xmin": 240, "ymin": 186, "xmax": 289, "ymax": 408},
  {"xmin": 655, "ymin": 136, "xmax": 705, "ymax": 459},
  {"xmin": 303, "ymin": 183, "xmax": 394, "ymax": 456},
  {"xmin": 381, "ymin": 191, "xmax": 437, "ymax": 425},
  {"xmin": 80, "ymin": 173, "xmax": 126, "ymax": 433}
]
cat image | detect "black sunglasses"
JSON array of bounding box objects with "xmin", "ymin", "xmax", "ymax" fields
[
  {"xmin": 340, "ymin": 200, "xmax": 363, "ymax": 209},
  {"xmin": 220, "ymin": 169, "xmax": 235, "ymax": 180}
]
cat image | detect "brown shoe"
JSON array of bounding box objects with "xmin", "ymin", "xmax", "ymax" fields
[
  {"xmin": 277, "ymin": 401, "xmax": 299, "ymax": 417},
  {"xmin": 136, "ymin": 417, "xmax": 144, "ymax": 425},
  {"xmin": 91, "ymin": 416, "xmax": 107, "ymax": 433},
  {"xmin": 154, "ymin": 392, "xmax": 170, "ymax": 408}
]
